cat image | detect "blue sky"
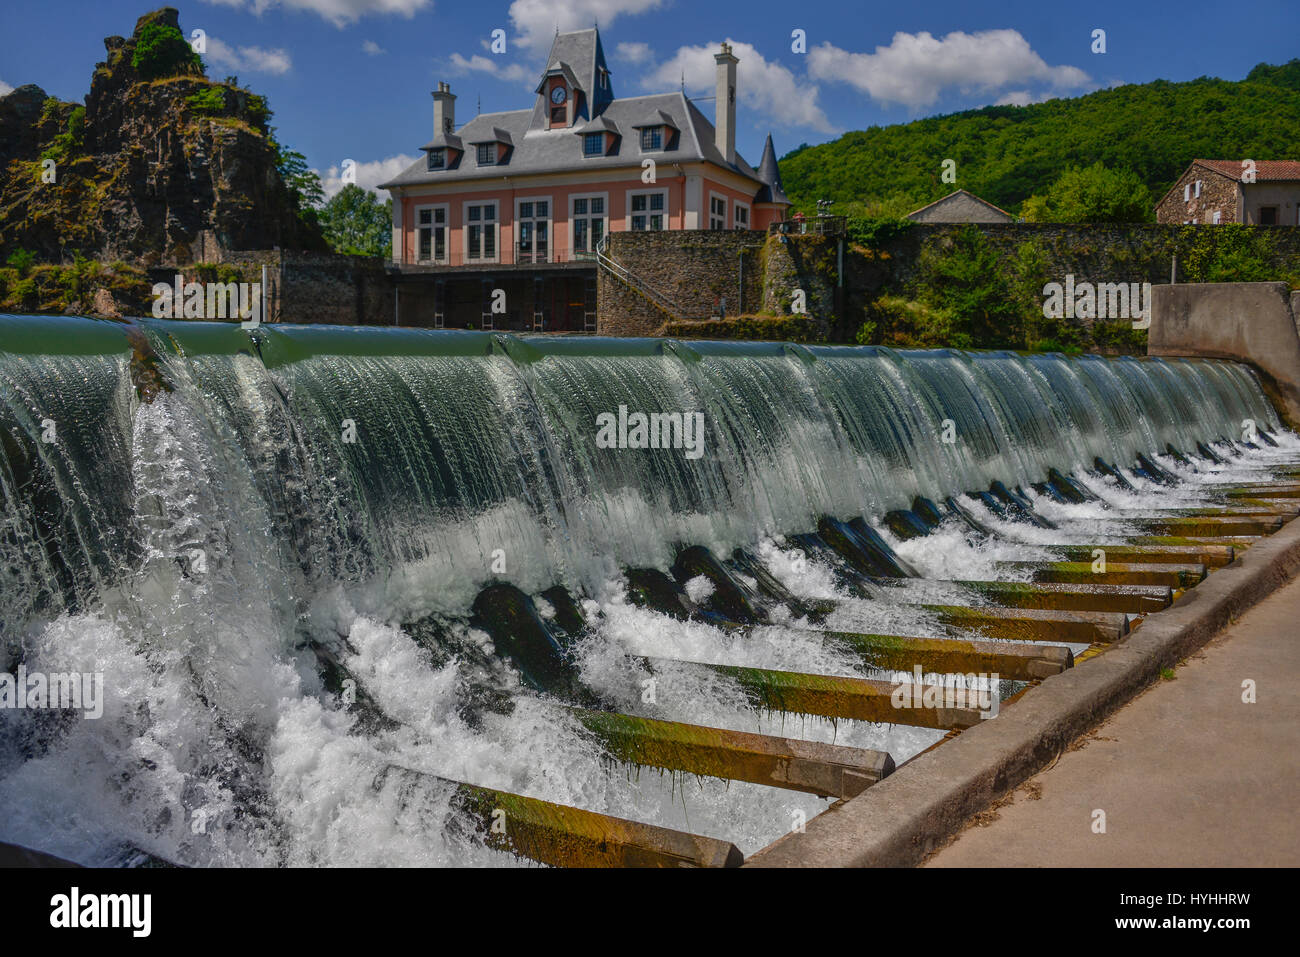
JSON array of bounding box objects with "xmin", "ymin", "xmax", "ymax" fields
[{"xmin": 2, "ymin": 0, "xmax": 1297, "ymax": 197}]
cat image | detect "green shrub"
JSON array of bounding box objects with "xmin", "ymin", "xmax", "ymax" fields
[
  {"xmin": 246, "ymin": 93, "xmax": 271, "ymax": 127},
  {"xmin": 869, "ymin": 294, "xmax": 965, "ymax": 348},
  {"xmin": 1090, "ymin": 320, "xmax": 1148, "ymax": 354},
  {"xmin": 846, "ymin": 216, "xmax": 912, "ymax": 248},
  {"xmin": 1182, "ymin": 224, "xmax": 1282, "ymax": 282},
  {"xmin": 12, "ymin": 277, "xmax": 37, "ymax": 309},
  {"xmin": 660, "ymin": 315, "xmax": 825, "ymax": 342},
  {"xmin": 67, "ymin": 106, "xmax": 86, "ymax": 140},
  {"xmin": 185, "ymin": 86, "xmax": 228, "ymax": 114},
  {"xmin": 131, "ymin": 22, "xmax": 202, "ymax": 80},
  {"xmin": 914, "ymin": 226, "xmax": 1023, "ymax": 348},
  {"xmin": 5, "ymin": 249, "xmax": 37, "ymax": 277}
]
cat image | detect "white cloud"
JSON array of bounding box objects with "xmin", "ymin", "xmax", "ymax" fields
[
  {"xmin": 0, "ymin": 80, "xmax": 13, "ymax": 96},
  {"xmin": 994, "ymin": 90, "xmax": 1056, "ymax": 107},
  {"xmin": 643, "ymin": 39, "xmax": 838, "ymax": 135},
  {"xmin": 207, "ymin": 37, "xmax": 293, "ymax": 75},
  {"xmin": 507, "ymin": 0, "xmax": 665, "ymax": 51},
  {"xmin": 808, "ymin": 29, "xmax": 1091, "ymax": 110},
  {"xmin": 318, "ymin": 153, "xmax": 418, "ymax": 199},
  {"xmin": 445, "ymin": 53, "xmax": 531, "ymax": 84},
  {"xmin": 362, "ymin": 40, "xmax": 386, "ymax": 55},
  {"xmin": 615, "ymin": 41, "xmax": 652, "ymax": 64},
  {"xmin": 203, "ymin": 0, "xmax": 431, "ymax": 30}
]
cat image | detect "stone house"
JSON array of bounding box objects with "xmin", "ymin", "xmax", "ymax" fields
[
  {"xmin": 905, "ymin": 190, "xmax": 1014, "ymax": 224},
  {"xmin": 1155, "ymin": 159, "xmax": 1300, "ymax": 225}
]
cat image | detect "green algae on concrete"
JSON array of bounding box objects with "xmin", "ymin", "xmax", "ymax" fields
[
  {"xmin": 998, "ymin": 560, "xmax": 1206, "ymax": 589},
  {"xmin": 635, "ymin": 656, "xmax": 983, "ymax": 730},
  {"xmin": 570, "ymin": 707, "xmax": 893, "ymax": 799}
]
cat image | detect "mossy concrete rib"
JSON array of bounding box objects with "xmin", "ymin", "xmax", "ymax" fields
[
  {"xmin": 814, "ymin": 630, "xmax": 1073, "ymax": 679},
  {"xmin": 1224, "ymin": 483, "xmax": 1300, "ymax": 499},
  {"xmin": 924, "ymin": 605, "xmax": 1130, "ymax": 643},
  {"xmin": 634, "ymin": 656, "xmax": 983, "ymax": 729},
  {"xmin": 1135, "ymin": 515, "xmax": 1284, "ymax": 537},
  {"xmin": 1051, "ymin": 543, "xmax": 1234, "ymax": 568},
  {"xmin": 569, "ymin": 707, "xmax": 894, "ymax": 799},
  {"xmin": 894, "ymin": 580, "xmax": 1172, "ymax": 615},
  {"xmin": 444, "ymin": 774, "xmax": 743, "ymax": 868},
  {"xmin": 995, "ymin": 560, "xmax": 1206, "ymax": 588},
  {"xmin": 742, "ymin": 508, "xmax": 1300, "ymax": 868}
]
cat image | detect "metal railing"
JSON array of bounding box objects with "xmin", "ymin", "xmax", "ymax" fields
[
  {"xmin": 404, "ymin": 245, "xmax": 601, "ymax": 268},
  {"xmin": 593, "ymin": 235, "xmax": 684, "ymax": 320},
  {"xmin": 768, "ymin": 215, "xmax": 847, "ymax": 238}
]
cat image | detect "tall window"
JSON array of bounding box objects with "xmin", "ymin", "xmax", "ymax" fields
[
  {"xmin": 640, "ymin": 126, "xmax": 662, "ymax": 151},
  {"xmin": 584, "ymin": 133, "xmax": 604, "ymax": 157},
  {"xmin": 630, "ymin": 191, "xmax": 666, "ymax": 230},
  {"xmin": 709, "ymin": 195, "xmax": 727, "ymax": 230},
  {"xmin": 517, "ymin": 199, "xmax": 550, "ymax": 263},
  {"xmin": 572, "ymin": 195, "xmax": 606, "ymax": 257},
  {"xmin": 416, "ymin": 206, "xmax": 446, "ymax": 263},
  {"xmin": 734, "ymin": 203, "xmax": 750, "ymax": 229},
  {"xmin": 466, "ymin": 202, "xmax": 497, "ymax": 261},
  {"xmin": 427, "ymin": 149, "xmax": 445, "ymax": 170},
  {"xmin": 476, "ymin": 143, "xmax": 496, "ymax": 166}
]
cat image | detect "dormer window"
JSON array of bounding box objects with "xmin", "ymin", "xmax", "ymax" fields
[
  {"xmin": 427, "ymin": 149, "xmax": 445, "ymax": 171},
  {"xmin": 476, "ymin": 143, "xmax": 496, "ymax": 166},
  {"xmin": 640, "ymin": 126, "xmax": 662, "ymax": 151},
  {"xmin": 583, "ymin": 132, "xmax": 604, "ymax": 157}
]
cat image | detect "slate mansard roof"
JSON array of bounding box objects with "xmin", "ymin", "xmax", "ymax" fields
[{"xmin": 381, "ymin": 28, "xmax": 786, "ymax": 202}]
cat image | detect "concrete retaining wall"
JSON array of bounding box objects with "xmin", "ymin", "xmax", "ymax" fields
[{"xmin": 1150, "ymin": 281, "xmax": 1300, "ymax": 428}]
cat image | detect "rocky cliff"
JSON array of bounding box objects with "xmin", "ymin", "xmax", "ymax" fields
[{"xmin": 0, "ymin": 7, "xmax": 326, "ymax": 266}]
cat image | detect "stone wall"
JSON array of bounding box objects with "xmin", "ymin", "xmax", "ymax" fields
[
  {"xmin": 278, "ymin": 250, "xmax": 390, "ymax": 325},
  {"xmin": 595, "ymin": 222, "xmax": 1300, "ymax": 342},
  {"xmin": 1156, "ymin": 168, "xmax": 1238, "ymax": 224},
  {"xmin": 219, "ymin": 249, "xmax": 390, "ymax": 325},
  {"xmin": 889, "ymin": 223, "xmax": 1300, "ymax": 288},
  {"xmin": 596, "ymin": 230, "xmax": 768, "ymax": 336},
  {"xmin": 142, "ymin": 249, "xmax": 392, "ymax": 324}
]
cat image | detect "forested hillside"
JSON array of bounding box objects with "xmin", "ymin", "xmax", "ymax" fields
[{"xmin": 780, "ymin": 60, "xmax": 1300, "ymax": 220}]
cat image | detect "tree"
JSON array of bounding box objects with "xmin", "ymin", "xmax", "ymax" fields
[
  {"xmin": 131, "ymin": 22, "xmax": 204, "ymax": 80},
  {"xmin": 915, "ymin": 226, "xmax": 1024, "ymax": 348},
  {"xmin": 318, "ymin": 185, "xmax": 392, "ymax": 258},
  {"xmin": 269, "ymin": 131, "xmax": 324, "ymax": 229},
  {"xmin": 1020, "ymin": 162, "xmax": 1153, "ymax": 223}
]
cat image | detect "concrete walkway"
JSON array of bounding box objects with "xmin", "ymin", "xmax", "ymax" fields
[{"xmin": 926, "ymin": 574, "xmax": 1300, "ymax": 867}]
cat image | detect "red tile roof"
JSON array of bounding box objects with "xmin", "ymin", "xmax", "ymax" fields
[{"xmin": 1193, "ymin": 159, "xmax": 1300, "ymax": 182}]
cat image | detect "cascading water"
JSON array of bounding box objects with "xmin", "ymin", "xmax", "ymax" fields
[{"xmin": 0, "ymin": 314, "xmax": 1293, "ymax": 866}]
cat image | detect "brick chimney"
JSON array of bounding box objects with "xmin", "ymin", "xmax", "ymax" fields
[
  {"xmin": 432, "ymin": 81, "xmax": 456, "ymax": 138},
  {"xmin": 714, "ymin": 43, "xmax": 738, "ymax": 166}
]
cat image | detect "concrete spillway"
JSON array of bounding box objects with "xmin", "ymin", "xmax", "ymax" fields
[{"xmin": 1, "ymin": 314, "xmax": 1296, "ymax": 866}]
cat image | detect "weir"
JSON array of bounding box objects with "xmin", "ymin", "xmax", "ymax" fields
[{"xmin": 1, "ymin": 313, "xmax": 1298, "ymax": 867}]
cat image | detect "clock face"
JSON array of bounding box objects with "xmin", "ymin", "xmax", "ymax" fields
[{"xmin": 550, "ymin": 86, "xmax": 567, "ymax": 105}]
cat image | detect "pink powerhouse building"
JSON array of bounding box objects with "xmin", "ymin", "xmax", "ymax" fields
[{"xmin": 380, "ymin": 28, "xmax": 791, "ymax": 330}]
